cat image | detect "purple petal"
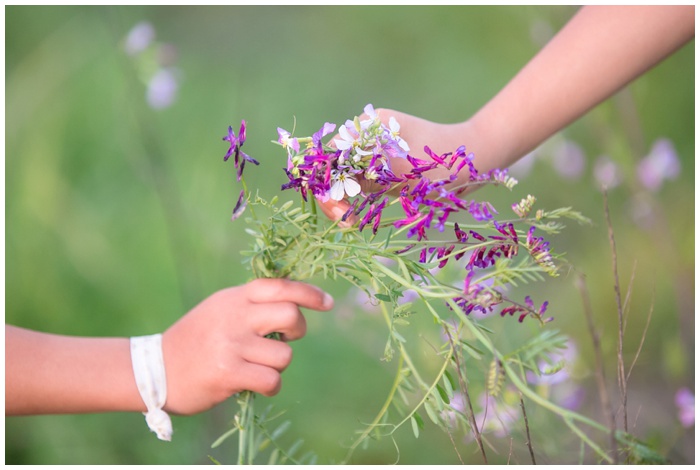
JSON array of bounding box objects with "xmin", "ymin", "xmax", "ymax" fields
[{"xmin": 231, "ymin": 190, "xmax": 247, "ymax": 221}]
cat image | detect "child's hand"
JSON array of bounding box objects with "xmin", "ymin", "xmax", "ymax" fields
[
  {"xmin": 161, "ymin": 279, "xmax": 334, "ymax": 415},
  {"xmin": 317, "ymin": 108, "xmax": 473, "ymax": 224}
]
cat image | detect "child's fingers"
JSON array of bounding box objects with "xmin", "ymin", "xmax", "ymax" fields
[
  {"xmin": 237, "ymin": 363, "xmax": 283, "ymax": 397},
  {"xmin": 245, "ymin": 278, "xmax": 334, "ymax": 311},
  {"xmin": 242, "ymin": 337, "xmax": 294, "ymax": 371},
  {"xmin": 249, "ymin": 302, "xmax": 307, "ymax": 341}
]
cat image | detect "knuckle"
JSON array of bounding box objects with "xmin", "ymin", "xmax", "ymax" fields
[
  {"xmin": 258, "ymin": 369, "xmax": 282, "ymax": 396},
  {"xmin": 277, "ymin": 343, "xmax": 294, "ymax": 368}
]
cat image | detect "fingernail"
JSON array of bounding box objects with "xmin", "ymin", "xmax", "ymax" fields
[{"xmin": 323, "ymin": 292, "xmax": 334, "ymax": 309}]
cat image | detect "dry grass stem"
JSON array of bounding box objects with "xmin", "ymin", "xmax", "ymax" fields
[
  {"xmin": 575, "ymin": 272, "xmax": 618, "ymax": 464},
  {"xmin": 519, "ymin": 394, "xmax": 536, "ymax": 464},
  {"xmin": 444, "ymin": 325, "xmax": 488, "ymax": 464},
  {"xmin": 603, "ymin": 189, "xmax": 628, "ymax": 434}
]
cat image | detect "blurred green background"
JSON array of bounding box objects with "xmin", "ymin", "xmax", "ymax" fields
[{"xmin": 5, "ymin": 5, "xmax": 694, "ymax": 465}]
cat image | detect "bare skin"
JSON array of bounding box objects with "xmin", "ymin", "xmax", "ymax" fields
[
  {"xmin": 318, "ymin": 5, "xmax": 694, "ymax": 222},
  {"xmin": 6, "ymin": 279, "xmax": 334, "ymax": 416}
]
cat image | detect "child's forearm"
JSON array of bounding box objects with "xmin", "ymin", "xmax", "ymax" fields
[
  {"xmin": 6, "ymin": 325, "xmax": 145, "ymax": 415},
  {"xmin": 466, "ymin": 5, "xmax": 694, "ymax": 175}
]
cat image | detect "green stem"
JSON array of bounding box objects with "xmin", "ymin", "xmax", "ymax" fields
[
  {"xmin": 237, "ymin": 391, "xmax": 255, "ymax": 465},
  {"xmin": 342, "ymin": 354, "xmax": 405, "ymax": 464}
]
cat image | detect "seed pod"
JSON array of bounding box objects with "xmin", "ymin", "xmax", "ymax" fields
[{"xmin": 487, "ymin": 358, "xmax": 505, "ymax": 397}]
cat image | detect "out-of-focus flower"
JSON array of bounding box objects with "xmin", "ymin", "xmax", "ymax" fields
[
  {"xmin": 146, "ymin": 68, "xmax": 179, "ymax": 110},
  {"xmin": 637, "ymin": 138, "xmax": 680, "ymax": 191},
  {"xmin": 551, "ymin": 140, "xmax": 586, "ymax": 180},
  {"xmin": 675, "ymin": 387, "xmax": 694, "ymax": 428},
  {"xmin": 593, "ymin": 155, "xmax": 622, "ymax": 190},
  {"xmin": 509, "ymin": 149, "xmax": 538, "ymax": 179},
  {"xmin": 124, "ymin": 21, "xmax": 155, "ymax": 56},
  {"xmin": 628, "ymin": 193, "xmax": 655, "ymax": 229},
  {"xmin": 471, "ymin": 390, "xmax": 519, "ymax": 439},
  {"xmin": 525, "ymin": 339, "xmax": 585, "ymax": 410}
]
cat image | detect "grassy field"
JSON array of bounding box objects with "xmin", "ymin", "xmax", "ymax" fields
[{"xmin": 5, "ymin": 5, "xmax": 694, "ymax": 464}]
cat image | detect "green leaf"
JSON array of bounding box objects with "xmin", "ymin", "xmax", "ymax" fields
[
  {"xmin": 392, "ymin": 330, "xmax": 406, "ymax": 343},
  {"xmin": 375, "ymin": 293, "xmax": 392, "ymax": 302},
  {"xmin": 436, "ymin": 384, "xmax": 451, "ymax": 404},
  {"xmin": 270, "ymin": 420, "xmax": 291, "ymax": 441},
  {"xmin": 267, "ymin": 448, "xmax": 280, "ymax": 465},
  {"xmin": 210, "ymin": 426, "xmax": 239, "ymax": 448},
  {"xmin": 410, "ymin": 414, "xmax": 421, "ymax": 438},
  {"xmin": 424, "ymin": 401, "xmax": 440, "ymax": 425}
]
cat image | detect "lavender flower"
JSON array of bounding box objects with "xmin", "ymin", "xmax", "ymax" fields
[
  {"xmin": 146, "ymin": 68, "xmax": 179, "ymax": 110},
  {"xmin": 470, "ymin": 391, "xmax": 520, "ymax": 439},
  {"xmin": 551, "ymin": 139, "xmax": 586, "ymax": 180},
  {"xmin": 593, "ymin": 155, "xmax": 622, "ymax": 190},
  {"xmin": 124, "ymin": 21, "xmax": 155, "ymax": 56},
  {"xmin": 675, "ymin": 388, "xmax": 695, "ymax": 428},
  {"xmin": 637, "ymin": 138, "xmax": 681, "ymax": 191}
]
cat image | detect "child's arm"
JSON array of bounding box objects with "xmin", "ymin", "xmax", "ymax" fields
[
  {"xmin": 463, "ymin": 5, "xmax": 694, "ymax": 175},
  {"xmin": 318, "ymin": 6, "xmax": 693, "ymax": 222},
  {"xmin": 6, "ymin": 279, "xmax": 333, "ymax": 416}
]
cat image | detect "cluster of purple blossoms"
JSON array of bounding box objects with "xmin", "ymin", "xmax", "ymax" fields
[{"xmin": 223, "ymin": 105, "xmax": 559, "ymax": 324}]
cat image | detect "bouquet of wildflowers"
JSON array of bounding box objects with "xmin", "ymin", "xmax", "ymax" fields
[{"xmin": 213, "ymin": 105, "xmax": 657, "ymax": 464}]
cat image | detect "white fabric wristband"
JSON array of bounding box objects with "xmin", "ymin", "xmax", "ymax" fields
[{"xmin": 130, "ymin": 334, "xmax": 172, "ymax": 441}]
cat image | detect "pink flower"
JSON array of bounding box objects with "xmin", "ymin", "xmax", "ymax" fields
[
  {"xmin": 637, "ymin": 138, "xmax": 680, "ymax": 191},
  {"xmin": 675, "ymin": 388, "xmax": 694, "ymax": 428}
]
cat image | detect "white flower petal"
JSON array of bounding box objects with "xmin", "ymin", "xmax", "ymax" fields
[
  {"xmin": 389, "ymin": 116, "xmax": 400, "ymax": 133},
  {"xmin": 330, "ymin": 181, "xmax": 346, "ymax": 201},
  {"xmin": 344, "ymin": 178, "xmax": 362, "ymax": 198},
  {"xmin": 334, "ymin": 139, "xmax": 352, "ymax": 151},
  {"xmin": 339, "ymin": 125, "xmax": 354, "ymax": 141}
]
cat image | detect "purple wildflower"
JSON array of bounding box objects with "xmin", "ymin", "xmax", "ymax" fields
[
  {"xmin": 675, "ymin": 388, "xmax": 695, "ymax": 428},
  {"xmin": 223, "ymin": 121, "xmax": 245, "ymax": 162},
  {"xmin": 312, "ymin": 122, "xmax": 336, "ymax": 149},
  {"xmin": 450, "ymin": 270, "xmax": 503, "ymax": 316},
  {"xmin": 223, "ymin": 120, "xmax": 258, "ymax": 181},
  {"xmin": 500, "ymin": 295, "xmax": 551, "ymax": 323},
  {"xmin": 526, "ymin": 226, "xmax": 558, "ymax": 276},
  {"xmin": 231, "ymin": 189, "xmax": 247, "ymax": 221},
  {"xmin": 277, "ymin": 127, "xmax": 300, "ymax": 154},
  {"xmin": 467, "ymin": 200, "xmax": 498, "ymax": 221}
]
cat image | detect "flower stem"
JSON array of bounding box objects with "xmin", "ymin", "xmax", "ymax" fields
[{"xmin": 237, "ymin": 391, "xmax": 255, "ymax": 465}]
